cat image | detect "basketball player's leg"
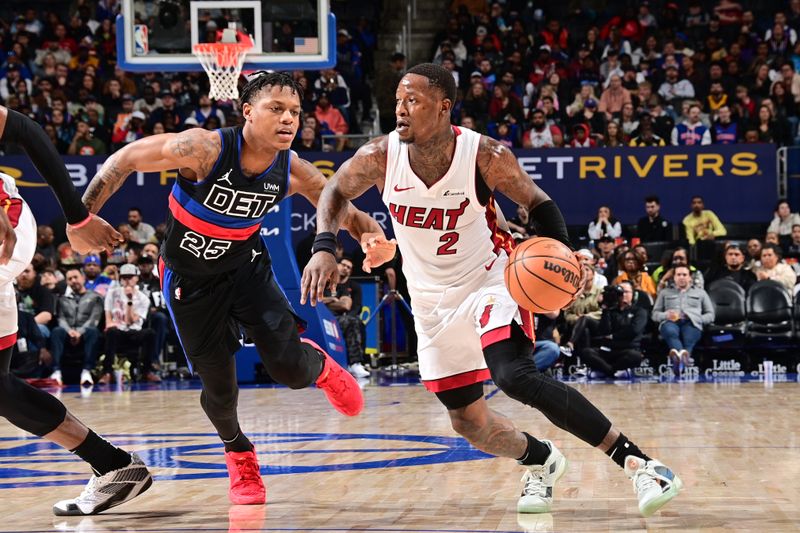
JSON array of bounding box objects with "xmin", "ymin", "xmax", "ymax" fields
[
  {"xmin": 0, "ymin": 208, "xmax": 150, "ymax": 514},
  {"xmin": 484, "ymin": 323, "xmax": 682, "ymax": 516},
  {"xmin": 232, "ymin": 255, "xmax": 362, "ymax": 415}
]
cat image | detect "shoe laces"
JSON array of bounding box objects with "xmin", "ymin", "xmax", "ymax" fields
[
  {"xmin": 233, "ymin": 455, "xmax": 261, "ymax": 483},
  {"xmin": 520, "ymin": 468, "xmax": 546, "ymax": 497},
  {"xmin": 320, "ymin": 365, "xmax": 349, "ymax": 396},
  {"xmin": 632, "ymin": 465, "xmax": 660, "ymax": 496},
  {"xmin": 76, "ymin": 475, "xmax": 102, "ymax": 502}
]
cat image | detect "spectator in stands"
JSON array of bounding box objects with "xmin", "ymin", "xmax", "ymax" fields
[
  {"xmin": 49, "ymin": 266, "xmax": 103, "ymax": 387},
  {"xmin": 136, "ymin": 256, "xmax": 165, "ymax": 382},
  {"xmin": 588, "ymin": 206, "xmax": 622, "ymax": 240},
  {"xmin": 563, "ymin": 258, "xmax": 604, "ymax": 356},
  {"xmin": 377, "ymin": 52, "xmax": 406, "ymax": 134},
  {"xmin": 780, "ymin": 62, "xmax": 800, "ymax": 103},
  {"xmin": 532, "ymin": 311, "xmax": 560, "ymax": 372},
  {"xmin": 711, "ymin": 104, "xmax": 740, "ymax": 144},
  {"xmin": 659, "ymin": 65, "xmax": 695, "ymax": 109},
  {"xmin": 111, "ymin": 109, "xmax": 145, "ymax": 148},
  {"xmin": 67, "ymin": 118, "xmax": 107, "ymax": 155},
  {"xmin": 292, "ymin": 126, "xmax": 322, "ymax": 152},
  {"xmin": 569, "ymin": 123, "xmax": 597, "ymax": 147},
  {"xmin": 753, "ymin": 104, "xmax": 785, "ymax": 144},
  {"xmin": 522, "ymin": 109, "xmax": 562, "ymax": 148},
  {"xmin": 101, "ymin": 264, "xmax": 159, "ymax": 384},
  {"xmin": 653, "ymin": 247, "xmax": 705, "ymax": 291},
  {"xmin": 190, "ymin": 93, "xmax": 225, "ymax": 127},
  {"xmin": 768, "ymin": 200, "xmax": 800, "ymax": 242},
  {"xmin": 507, "ymin": 204, "xmax": 536, "ymax": 239},
  {"xmin": 629, "ymin": 114, "xmax": 666, "ymax": 146},
  {"xmin": 35, "ymin": 225, "xmax": 56, "ymax": 263},
  {"xmin": 755, "ymin": 243, "xmax": 797, "ymax": 291},
  {"xmin": 598, "ymin": 74, "xmax": 632, "ymax": 121},
  {"xmin": 683, "ymin": 196, "xmax": 727, "ymax": 245},
  {"xmin": 652, "ymin": 265, "xmax": 714, "ymax": 370},
  {"xmin": 786, "ymin": 224, "xmax": 800, "ymax": 259},
  {"xmin": 637, "ymin": 195, "xmax": 673, "ymax": 242},
  {"xmin": 133, "ymin": 85, "xmax": 162, "ymax": 115},
  {"xmin": 127, "ymin": 207, "xmax": 155, "ymax": 244},
  {"xmin": 602, "ymin": 120, "xmax": 625, "ymax": 147},
  {"xmin": 734, "ymin": 84, "xmax": 756, "ymax": 124},
  {"xmin": 581, "ymin": 280, "xmax": 647, "ymax": 378},
  {"xmin": 672, "ymin": 103, "xmax": 711, "ymax": 145},
  {"xmin": 15, "ymin": 263, "xmax": 54, "ymax": 341},
  {"xmin": 315, "ymin": 91, "xmax": 348, "ymax": 151},
  {"xmin": 705, "ymin": 243, "xmax": 757, "ymax": 291},
  {"xmin": 596, "ymin": 236, "xmax": 617, "ymax": 280},
  {"xmin": 576, "ymin": 248, "xmax": 608, "ymax": 289},
  {"xmin": 83, "ymin": 255, "xmax": 112, "ymax": 297},
  {"xmin": 322, "ymin": 257, "xmax": 369, "ymax": 378},
  {"xmin": 613, "ymin": 250, "xmax": 657, "ymax": 300}
]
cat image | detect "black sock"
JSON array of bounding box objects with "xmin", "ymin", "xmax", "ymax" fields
[
  {"xmin": 222, "ymin": 428, "xmax": 253, "ymax": 453},
  {"xmin": 606, "ymin": 433, "xmax": 651, "ymax": 469},
  {"xmin": 70, "ymin": 430, "xmax": 132, "ymax": 476},
  {"xmin": 516, "ymin": 432, "xmax": 552, "ymax": 466}
]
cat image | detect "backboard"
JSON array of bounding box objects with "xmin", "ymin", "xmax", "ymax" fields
[{"xmin": 117, "ymin": 0, "xmax": 335, "ymax": 72}]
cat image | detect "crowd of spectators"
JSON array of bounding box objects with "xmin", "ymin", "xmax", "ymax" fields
[
  {"xmin": 12, "ymin": 208, "xmax": 170, "ymax": 385},
  {"xmin": 426, "ymin": 1, "xmax": 800, "ymax": 147},
  {"xmin": 0, "ymin": 4, "xmax": 377, "ymax": 156}
]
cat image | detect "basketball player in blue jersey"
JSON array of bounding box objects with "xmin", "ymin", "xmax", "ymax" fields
[
  {"xmin": 81, "ymin": 72, "xmax": 395, "ymax": 505},
  {"xmin": 302, "ymin": 64, "xmax": 682, "ymax": 518},
  {"xmin": 0, "ymin": 105, "xmax": 153, "ymax": 515}
]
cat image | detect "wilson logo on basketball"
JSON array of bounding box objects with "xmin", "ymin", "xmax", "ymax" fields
[{"xmin": 543, "ymin": 261, "xmax": 580, "ymax": 290}]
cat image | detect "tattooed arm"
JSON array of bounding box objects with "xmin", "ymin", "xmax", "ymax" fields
[
  {"xmin": 82, "ymin": 128, "xmax": 222, "ymax": 213},
  {"xmin": 476, "ymin": 135, "xmax": 570, "ymax": 247},
  {"xmin": 288, "ymin": 150, "xmax": 384, "ymax": 242}
]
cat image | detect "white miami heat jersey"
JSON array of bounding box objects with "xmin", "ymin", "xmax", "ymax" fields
[
  {"xmin": 382, "ymin": 126, "xmax": 513, "ymax": 295},
  {"xmin": 0, "ymin": 172, "xmax": 24, "ymax": 228}
]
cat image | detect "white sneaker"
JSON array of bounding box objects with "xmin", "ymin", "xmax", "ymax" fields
[
  {"xmin": 517, "ymin": 440, "xmax": 568, "ymax": 514},
  {"xmin": 679, "ymin": 349, "xmax": 694, "ymax": 366},
  {"xmin": 624, "ymin": 456, "xmax": 683, "ymax": 517},
  {"xmin": 80, "ymin": 369, "xmax": 94, "ymax": 387},
  {"xmin": 348, "ymin": 363, "xmax": 370, "ymax": 378},
  {"xmin": 53, "ymin": 453, "xmax": 153, "ymax": 516},
  {"xmin": 50, "ymin": 370, "xmax": 62, "ymax": 386}
]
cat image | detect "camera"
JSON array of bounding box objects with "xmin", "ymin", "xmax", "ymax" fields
[{"xmin": 601, "ymin": 284, "xmax": 624, "ymax": 308}]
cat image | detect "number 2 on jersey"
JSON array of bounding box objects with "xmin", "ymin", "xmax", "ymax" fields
[
  {"xmin": 180, "ymin": 231, "xmax": 232, "ymax": 260},
  {"xmin": 437, "ymin": 231, "xmax": 459, "ymax": 255}
]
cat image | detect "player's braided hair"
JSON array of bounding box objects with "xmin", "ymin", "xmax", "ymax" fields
[
  {"xmin": 406, "ymin": 63, "xmax": 457, "ymax": 103},
  {"xmin": 239, "ymin": 71, "xmax": 303, "ymax": 104}
]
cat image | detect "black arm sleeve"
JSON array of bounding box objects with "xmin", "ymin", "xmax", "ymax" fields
[
  {"xmin": 530, "ymin": 200, "xmax": 571, "ymax": 248},
  {"xmin": 1, "ymin": 109, "xmax": 89, "ymax": 223}
]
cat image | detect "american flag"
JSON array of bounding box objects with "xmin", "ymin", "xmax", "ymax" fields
[{"xmin": 294, "ymin": 37, "xmax": 318, "ymax": 54}]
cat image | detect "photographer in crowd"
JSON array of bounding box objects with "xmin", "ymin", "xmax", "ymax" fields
[{"xmin": 579, "ymin": 281, "xmax": 648, "ymax": 379}]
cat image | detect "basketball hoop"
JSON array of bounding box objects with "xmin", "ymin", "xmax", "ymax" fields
[{"xmin": 193, "ymin": 33, "xmax": 253, "ymax": 100}]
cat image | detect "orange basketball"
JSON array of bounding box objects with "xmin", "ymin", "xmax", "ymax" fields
[{"xmin": 504, "ymin": 237, "xmax": 582, "ymax": 313}]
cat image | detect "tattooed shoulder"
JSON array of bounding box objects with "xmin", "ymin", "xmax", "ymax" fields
[
  {"xmin": 352, "ymin": 135, "xmax": 388, "ymax": 177},
  {"xmin": 169, "ymin": 129, "xmax": 221, "ymax": 178},
  {"xmin": 477, "ymin": 135, "xmax": 512, "ymax": 178}
]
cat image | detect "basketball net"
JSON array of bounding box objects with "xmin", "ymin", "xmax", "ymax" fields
[{"xmin": 193, "ymin": 29, "xmax": 253, "ymax": 100}]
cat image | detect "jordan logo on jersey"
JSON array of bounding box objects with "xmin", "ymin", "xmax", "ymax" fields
[
  {"xmin": 219, "ymin": 168, "xmax": 233, "ymax": 185},
  {"xmin": 388, "ymin": 199, "xmax": 470, "ymax": 230}
]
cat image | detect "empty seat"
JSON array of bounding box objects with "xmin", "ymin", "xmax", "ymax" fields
[
  {"xmin": 746, "ymin": 280, "xmax": 794, "ymax": 339},
  {"xmin": 707, "ymin": 279, "xmax": 747, "ymax": 337}
]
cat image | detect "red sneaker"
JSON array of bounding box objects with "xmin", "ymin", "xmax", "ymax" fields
[
  {"xmin": 224, "ymin": 448, "xmax": 266, "ymax": 505},
  {"xmin": 303, "ymin": 338, "xmax": 364, "ymax": 416}
]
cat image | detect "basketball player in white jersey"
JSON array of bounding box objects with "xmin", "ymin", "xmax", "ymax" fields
[
  {"xmin": 0, "ymin": 105, "xmax": 152, "ymax": 515},
  {"xmin": 301, "ymin": 64, "xmax": 682, "ymax": 518}
]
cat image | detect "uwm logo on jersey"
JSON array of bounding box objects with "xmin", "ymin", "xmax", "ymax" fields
[{"xmin": 204, "ymin": 184, "xmax": 277, "ymax": 219}]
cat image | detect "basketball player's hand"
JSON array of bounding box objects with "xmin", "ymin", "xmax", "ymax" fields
[
  {"xmin": 67, "ymin": 214, "xmax": 124, "ymax": 255},
  {"xmin": 361, "ymin": 233, "xmax": 397, "ymax": 273},
  {"xmin": 0, "ymin": 207, "xmax": 16, "ymax": 265},
  {"xmin": 300, "ymin": 252, "xmax": 338, "ymax": 306}
]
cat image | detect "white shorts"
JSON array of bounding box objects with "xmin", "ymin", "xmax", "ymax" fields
[
  {"xmin": 410, "ymin": 254, "xmax": 534, "ymax": 392},
  {"xmin": 1, "ymin": 202, "xmax": 36, "ymax": 348}
]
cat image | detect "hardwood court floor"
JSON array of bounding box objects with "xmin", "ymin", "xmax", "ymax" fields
[{"xmin": 1, "ymin": 377, "xmax": 799, "ymax": 532}]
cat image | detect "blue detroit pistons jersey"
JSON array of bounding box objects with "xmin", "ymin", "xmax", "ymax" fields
[{"xmin": 162, "ymin": 126, "xmax": 290, "ymax": 276}]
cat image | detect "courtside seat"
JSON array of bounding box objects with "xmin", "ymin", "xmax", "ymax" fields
[
  {"xmin": 746, "ymin": 280, "xmax": 794, "ymax": 340},
  {"xmin": 706, "ymin": 279, "xmax": 747, "ymax": 338}
]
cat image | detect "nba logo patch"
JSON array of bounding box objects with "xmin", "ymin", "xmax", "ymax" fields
[
  {"xmin": 133, "ymin": 25, "xmax": 149, "ymax": 56},
  {"xmin": 174, "ymin": 287, "xmax": 182, "ymax": 301}
]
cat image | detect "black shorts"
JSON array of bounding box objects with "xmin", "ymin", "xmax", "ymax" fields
[
  {"xmin": 159, "ymin": 252, "xmax": 305, "ymax": 371},
  {"xmin": 434, "ymin": 382, "xmax": 484, "ymax": 410}
]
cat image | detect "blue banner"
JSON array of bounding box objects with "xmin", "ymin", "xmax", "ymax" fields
[{"xmin": 5, "ymin": 144, "xmax": 777, "ymax": 249}]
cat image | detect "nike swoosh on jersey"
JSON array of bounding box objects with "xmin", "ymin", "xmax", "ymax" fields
[
  {"xmin": 393, "ymin": 185, "xmax": 415, "ymax": 192},
  {"xmin": 484, "ymin": 257, "xmax": 498, "ymax": 271}
]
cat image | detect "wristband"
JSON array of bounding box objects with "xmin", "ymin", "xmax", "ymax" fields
[
  {"xmin": 67, "ymin": 213, "xmax": 93, "ymax": 229},
  {"xmin": 312, "ymin": 231, "xmax": 337, "ymax": 256}
]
